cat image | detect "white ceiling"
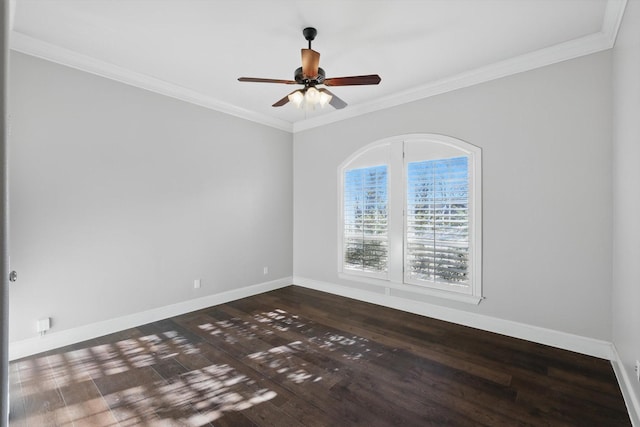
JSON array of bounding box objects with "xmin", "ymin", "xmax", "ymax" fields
[{"xmin": 10, "ymin": 0, "xmax": 627, "ymax": 132}]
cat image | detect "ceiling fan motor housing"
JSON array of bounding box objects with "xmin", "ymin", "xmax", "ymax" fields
[{"xmin": 295, "ymin": 67, "xmax": 325, "ymax": 85}]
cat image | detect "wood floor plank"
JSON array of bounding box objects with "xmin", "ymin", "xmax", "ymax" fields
[
  {"xmin": 225, "ymin": 292, "xmax": 591, "ymax": 426},
  {"xmin": 253, "ymin": 290, "xmax": 515, "ymax": 386},
  {"xmin": 12, "ymin": 356, "xmax": 74, "ymax": 427},
  {"xmin": 9, "ymin": 285, "xmax": 632, "ymax": 426},
  {"xmin": 8, "ymin": 362, "xmax": 27, "ymax": 427},
  {"xmin": 56, "ymin": 375, "xmax": 118, "ymax": 427},
  {"xmin": 260, "ymin": 287, "xmax": 631, "ymax": 414},
  {"xmin": 191, "ymin": 314, "xmax": 387, "ymax": 426}
]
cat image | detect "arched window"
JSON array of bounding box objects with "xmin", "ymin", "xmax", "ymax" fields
[{"xmin": 338, "ymin": 134, "xmax": 482, "ymax": 303}]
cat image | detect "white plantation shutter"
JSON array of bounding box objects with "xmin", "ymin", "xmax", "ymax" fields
[
  {"xmin": 339, "ymin": 134, "xmax": 481, "ymax": 302},
  {"xmin": 343, "ymin": 165, "xmax": 388, "ymax": 275},
  {"xmin": 405, "ymin": 157, "xmax": 470, "ymax": 286}
]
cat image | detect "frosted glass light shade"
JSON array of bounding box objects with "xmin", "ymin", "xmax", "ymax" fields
[
  {"xmin": 288, "ymin": 90, "xmax": 304, "ymax": 107},
  {"xmin": 288, "ymin": 87, "xmax": 332, "ymax": 110}
]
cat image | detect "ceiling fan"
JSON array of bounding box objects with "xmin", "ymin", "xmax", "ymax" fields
[{"xmin": 238, "ymin": 27, "xmax": 381, "ymax": 110}]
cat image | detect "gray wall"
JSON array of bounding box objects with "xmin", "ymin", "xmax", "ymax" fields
[
  {"xmin": 8, "ymin": 52, "xmax": 293, "ymax": 342},
  {"xmin": 294, "ymin": 51, "xmax": 613, "ymax": 340},
  {"xmin": 7, "ymin": 43, "xmax": 619, "ymax": 348},
  {"xmin": 612, "ymin": 0, "xmax": 640, "ymax": 414}
]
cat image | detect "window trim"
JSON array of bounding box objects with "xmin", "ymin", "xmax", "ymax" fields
[{"xmin": 338, "ymin": 134, "xmax": 482, "ymax": 304}]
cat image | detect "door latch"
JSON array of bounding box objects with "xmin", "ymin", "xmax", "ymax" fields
[{"xmin": 9, "ymin": 271, "xmax": 17, "ymax": 282}]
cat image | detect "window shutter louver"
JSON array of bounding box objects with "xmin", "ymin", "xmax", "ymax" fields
[
  {"xmin": 343, "ymin": 165, "xmax": 388, "ymax": 275},
  {"xmin": 406, "ymin": 157, "xmax": 469, "ymax": 285}
]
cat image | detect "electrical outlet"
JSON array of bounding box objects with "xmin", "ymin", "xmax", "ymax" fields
[
  {"xmin": 263, "ymin": 266, "xmax": 268, "ymax": 275},
  {"xmin": 635, "ymin": 360, "xmax": 640, "ymax": 382},
  {"xmin": 194, "ymin": 279, "xmax": 201, "ymax": 289},
  {"xmin": 37, "ymin": 317, "xmax": 51, "ymax": 335}
]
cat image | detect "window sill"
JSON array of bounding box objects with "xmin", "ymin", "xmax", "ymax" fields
[{"xmin": 338, "ymin": 273, "xmax": 483, "ymax": 305}]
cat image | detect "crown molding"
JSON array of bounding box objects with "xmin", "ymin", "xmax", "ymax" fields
[
  {"xmin": 603, "ymin": 0, "xmax": 628, "ymax": 46},
  {"xmin": 9, "ymin": 32, "xmax": 294, "ymax": 133},
  {"xmin": 9, "ymin": 0, "xmax": 626, "ymax": 135},
  {"xmin": 293, "ymin": 0, "xmax": 628, "ymax": 133},
  {"xmin": 9, "ymin": 0, "xmax": 16, "ymax": 31}
]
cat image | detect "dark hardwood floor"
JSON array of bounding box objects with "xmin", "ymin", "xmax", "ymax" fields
[{"xmin": 9, "ymin": 285, "xmax": 631, "ymax": 426}]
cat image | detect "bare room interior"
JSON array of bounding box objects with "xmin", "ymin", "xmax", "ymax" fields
[{"xmin": 2, "ymin": 0, "xmax": 639, "ymax": 425}]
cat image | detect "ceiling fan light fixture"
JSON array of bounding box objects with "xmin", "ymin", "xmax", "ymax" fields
[
  {"xmin": 305, "ymin": 86, "xmax": 320, "ymax": 104},
  {"xmin": 287, "ymin": 86, "xmax": 332, "ymax": 110},
  {"xmin": 288, "ymin": 90, "xmax": 304, "ymax": 107},
  {"xmin": 318, "ymin": 90, "xmax": 332, "ymax": 107}
]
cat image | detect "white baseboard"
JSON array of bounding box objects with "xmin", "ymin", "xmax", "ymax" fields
[
  {"xmin": 292, "ymin": 276, "xmax": 614, "ymax": 360},
  {"xmin": 611, "ymin": 345, "xmax": 640, "ymax": 426},
  {"xmin": 8, "ymin": 276, "xmax": 292, "ymax": 361}
]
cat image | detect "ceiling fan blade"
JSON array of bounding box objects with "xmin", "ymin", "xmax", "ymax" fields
[
  {"xmin": 272, "ymin": 96, "xmax": 290, "ymax": 107},
  {"xmin": 324, "ymin": 74, "xmax": 381, "ymax": 86},
  {"xmin": 319, "ymin": 88, "xmax": 347, "ymax": 109},
  {"xmin": 238, "ymin": 77, "xmax": 297, "ymax": 84},
  {"xmin": 272, "ymin": 89, "xmax": 301, "ymax": 107},
  {"xmin": 301, "ymin": 49, "xmax": 320, "ymax": 78}
]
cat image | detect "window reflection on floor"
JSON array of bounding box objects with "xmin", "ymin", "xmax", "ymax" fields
[{"xmin": 9, "ymin": 306, "xmax": 373, "ymax": 426}]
